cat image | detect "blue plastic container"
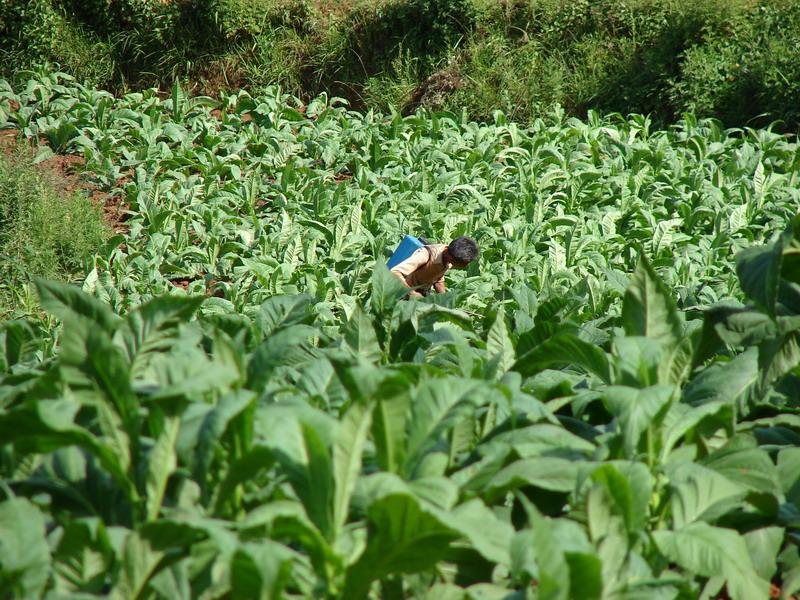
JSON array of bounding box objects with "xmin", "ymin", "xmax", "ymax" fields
[{"xmin": 387, "ymin": 235, "xmax": 425, "ymax": 269}]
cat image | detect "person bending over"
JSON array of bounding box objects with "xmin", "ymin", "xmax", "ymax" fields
[{"xmin": 390, "ymin": 236, "xmax": 479, "ymax": 298}]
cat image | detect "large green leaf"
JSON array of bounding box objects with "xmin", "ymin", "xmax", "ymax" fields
[
  {"xmin": 437, "ymin": 499, "xmax": 514, "ymax": 566},
  {"xmin": 591, "ymin": 462, "xmax": 652, "ymax": 537},
  {"xmin": 372, "ymin": 392, "xmax": 412, "ymax": 475},
  {"xmin": 230, "ymin": 541, "xmax": 296, "ymax": 600},
  {"xmin": 660, "ymin": 401, "xmax": 733, "ymax": 460},
  {"xmin": 701, "ymin": 437, "xmax": 780, "ymax": 497},
  {"xmin": 0, "ymin": 497, "xmax": 51, "ymax": 598},
  {"xmin": 255, "ymin": 294, "xmax": 314, "ymax": 338},
  {"xmin": 612, "ymin": 336, "xmax": 662, "ymax": 387},
  {"xmin": 743, "ymin": 526, "xmax": 783, "ymax": 581},
  {"xmin": 369, "ymin": 265, "xmax": 408, "ymax": 317},
  {"xmin": 258, "ymin": 404, "xmax": 336, "ymax": 537},
  {"xmin": 145, "ymin": 414, "xmax": 180, "ymax": 521},
  {"xmin": 667, "ymin": 462, "xmax": 746, "ymax": 528},
  {"xmin": 778, "ymin": 447, "xmax": 800, "ymax": 503},
  {"xmin": 333, "ymin": 401, "xmax": 373, "ymax": 538},
  {"xmin": 0, "ymin": 399, "xmax": 135, "ymax": 502},
  {"xmin": 479, "ymin": 423, "xmax": 595, "ymax": 459},
  {"xmin": 515, "ymin": 495, "xmax": 570, "ymax": 600},
  {"xmin": 52, "ymin": 517, "xmax": 114, "ymax": 594},
  {"xmin": 246, "ymin": 324, "xmax": 320, "ymax": 389},
  {"xmin": 758, "ymin": 331, "xmax": 800, "ymax": 395},
  {"xmin": 484, "ymin": 456, "xmax": 583, "ymax": 501},
  {"xmin": 212, "ymin": 445, "xmax": 275, "ymax": 515},
  {"xmin": 736, "ymin": 238, "xmax": 783, "ymax": 316},
  {"xmin": 512, "ymin": 334, "xmax": 611, "ymax": 383},
  {"xmin": 59, "ymin": 321, "xmax": 136, "ymax": 424},
  {"xmin": 0, "ymin": 320, "xmax": 40, "ymax": 372},
  {"xmin": 485, "ymin": 308, "xmax": 515, "ymax": 376},
  {"xmin": 682, "ymin": 348, "xmax": 759, "ymax": 415},
  {"xmin": 35, "ymin": 278, "xmax": 121, "ymax": 333},
  {"xmin": 110, "ymin": 530, "xmax": 164, "ymax": 600},
  {"xmin": 343, "ymin": 476, "xmax": 460, "ymax": 599},
  {"xmin": 404, "ymin": 377, "xmax": 489, "ymax": 478},
  {"xmin": 342, "ymin": 306, "xmax": 383, "ymax": 363},
  {"xmin": 117, "ymin": 295, "xmax": 205, "ymax": 377},
  {"xmin": 653, "ymin": 522, "xmax": 770, "ymax": 600},
  {"xmin": 188, "ymin": 390, "xmax": 256, "ymax": 495},
  {"xmin": 621, "ymin": 254, "xmax": 683, "ymax": 346},
  {"xmin": 603, "ymin": 384, "xmax": 673, "ymax": 459}
]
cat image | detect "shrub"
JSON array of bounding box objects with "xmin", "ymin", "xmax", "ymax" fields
[
  {"xmin": 362, "ymin": 48, "xmax": 424, "ymax": 112},
  {"xmin": 0, "ymin": 145, "xmax": 107, "ymax": 316},
  {"xmin": 0, "ymin": 0, "xmax": 114, "ymax": 87},
  {"xmin": 670, "ymin": 2, "xmax": 800, "ymax": 128},
  {"xmin": 441, "ymin": 35, "xmax": 566, "ymax": 122},
  {"xmin": 223, "ymin": 27, "xmax": 308, "ymax": 97},
  {"xmin": 193, "ymin": 0, "xmax": 313, "ymax": 42},
  {"xmin": 318, "ymin": 0, "xmax": 475, "ymax": 81}
]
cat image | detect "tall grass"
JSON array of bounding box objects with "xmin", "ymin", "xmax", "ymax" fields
[
  {"xmin": 0, "ymin": 144, "xmax": 107, "ymax": 316},
  {"xmin": 3, "ymin": 0, "xmax": 800, "ymax": 130}
]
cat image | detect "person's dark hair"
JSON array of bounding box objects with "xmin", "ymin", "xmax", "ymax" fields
[{"xmin": 448, "ymin": 236, "xmax": 479, "ymax": 264}]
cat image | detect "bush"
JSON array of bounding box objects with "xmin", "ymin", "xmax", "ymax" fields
[
  {"xmin": 440, "ymin": 35, "xmax": 565, "ymax": 122},
  {"xmin": 670, "ymin": 2, "xmax": 800, "ymax": 128},
  {"xmin": 0, "ymin": 0, "xmax": 114, "ymax": 87},
  {"xmin": 215, "ymin": 27, "xmax": 308, "ymax": 97},
  {"xmin": 447, "ymin": 0, "xmax": 792, "ymax": 128},
  {"xmin": 0, "ymin": 145, "xmax": 107, "ymax": 316},
  {"xmin": 362, "ymin": 48, "xmax": 424, "ymax": 112},
  {"xmin": 202, "ymin": 0, "xmax": 312, "ymax": 40},
  {"xmin": 315, "ymin": 0, "xmax": 475, "ymax": 81}
]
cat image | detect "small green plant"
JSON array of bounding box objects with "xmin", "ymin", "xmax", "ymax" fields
[
  {"xmin": 230, "ymin": 27, "xmax": 307, "ymax": 97},
  {"xmin": 361, "ymin": 47, "xmax": 422, "ymax": 112}
]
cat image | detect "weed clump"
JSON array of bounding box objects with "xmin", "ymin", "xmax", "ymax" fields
[{"xmin": 0, "ymin": 144, "xmax": 107, "ymax": 315}]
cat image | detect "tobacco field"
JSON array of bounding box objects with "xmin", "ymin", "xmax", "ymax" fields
[{"xmin": 2, "ymin": 71, "xmax": 800, "ymax": 599}]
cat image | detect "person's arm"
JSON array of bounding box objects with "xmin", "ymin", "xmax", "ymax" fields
[
  {"xmin": 390, "ymin": 249, "xmax": 428, "ymax": 297},
  {"xmin": 433, "ymin": 277, "xmax": 446, "ymax": 294}
]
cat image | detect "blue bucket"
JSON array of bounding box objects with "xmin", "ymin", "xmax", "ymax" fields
[{"xmin": 387, "ymin": 235, "xmax": 425, "ymax": 269}]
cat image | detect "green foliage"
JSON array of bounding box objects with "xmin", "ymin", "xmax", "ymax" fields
[
  {"xmin": 361, "ymin": 48, "xmax": 423, "ymax": 113},
  {"xmin": 348, "ymin": 0, "xmax": 476, "ymax": 65},
  {"xmin": 442, "ymin": 34, "xmax": 563, "ymax": 122},
  {"xmin": 0, "ymin": 0, "xmax": 114, "ymax": 86},
  {"xmin": 228, "ymin": 27, "xmax": 307, "ymax": 97},
  {"xmin": 3, "ymin": 75, "xmax": 800, "ymax": 596},
  {"xmin": 4, "ymin": 0, "xmax": 800, "ymax": 129},
  {"xmin": 0, "ymin": 144, "xmax": 107, "ymax": 316},
  {"xmin": 451, "ymin": 0, "xmax": 765, "ymax": 125},
  {"xmin": 202, "ymin": 0, "xmax": 313, "ymax": 41},
  {"xmin": 671, "ymin": 2, "xmax": 800, "ymax": 128}
]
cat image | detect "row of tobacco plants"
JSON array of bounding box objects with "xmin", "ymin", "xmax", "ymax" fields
[{"xmin": 1, "ymin": 72, "xmax": 800, "ymax": 598}]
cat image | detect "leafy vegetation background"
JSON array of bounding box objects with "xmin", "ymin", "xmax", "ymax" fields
[
  {"xmin": 3, "ymin": 1, "xmax": 800, "ymax": 599},
  {"xmin": 2, "ymin": 69, "xmax": 800, "ymax": 597},
  {"xmin": 2, "ymin": 0, "xmax": 800, "ymax": 131}
]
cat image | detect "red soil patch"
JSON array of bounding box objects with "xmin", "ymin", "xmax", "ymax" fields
[
  {"xmin": 210, "ymin": 107, "xmax": 253, "ymax": 123},
  {"xmin": 0, "ymin": 129, "xmax": 19, "ymax": 154},
  {"xmin": 169, "ymin": 274, "xmax": 226, "ymax": 297},
  {"xmin": 334, "ymin": 172, "xmax": 352, "ymax": 183}
]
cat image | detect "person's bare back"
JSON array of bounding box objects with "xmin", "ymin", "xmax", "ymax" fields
[{"xmin": 390, "ymin": 236, "xmax": 479, "ymax": 298}]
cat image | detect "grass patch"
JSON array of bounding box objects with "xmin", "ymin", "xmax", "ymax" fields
[
  {"xmin": 4, "ymin": 0, "xmax": 800, "ymax": 130},
  {"xmin": 0, "ymin": 144, "xmax": 107, "ymax": 316}
]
